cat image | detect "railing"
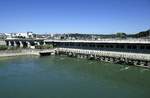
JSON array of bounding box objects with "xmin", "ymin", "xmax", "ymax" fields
[{"xmin": 45, "ymin": 38, "xmax": 150, "ymax": 44}]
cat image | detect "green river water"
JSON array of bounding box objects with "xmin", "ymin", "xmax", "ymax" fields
[{"xmin": 0, "ymin": 55, "xmax": 150, "ymax": 98}]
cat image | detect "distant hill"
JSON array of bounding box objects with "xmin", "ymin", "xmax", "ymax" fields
[
  {"xmin": 129, "ymin": 29, "xmax": 150, "ymax": 38},
  {"xmin": 52, "ymin": 30, "xmax": 150, "ymax": 40}
]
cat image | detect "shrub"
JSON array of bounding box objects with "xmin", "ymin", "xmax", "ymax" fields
[
  {"xmin": 8, "ymin": 46, "xmax": 19, "ymax": 50},
  {"xmin": 0, "ymin": 45, "xmax": 8, "ymax": 50},
  {"xmin": 35, "ymin": 44, "xmax": 53, "ymax": 49}
]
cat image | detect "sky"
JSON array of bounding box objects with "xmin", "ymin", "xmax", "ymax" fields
[{"xmin": 0, "ymin": 0, "xmax": 150, "ymax": 34}]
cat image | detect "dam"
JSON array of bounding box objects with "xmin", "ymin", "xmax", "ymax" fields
[
  {"xmin": 4, "ymin": 38, "xmax": 150, "ymax": 68},
  {"xmin": 45, "ymin": 39, "xmax": 150, "ymax": 68}
]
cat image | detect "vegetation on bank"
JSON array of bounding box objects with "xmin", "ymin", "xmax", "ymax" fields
[
  {"xmin": 0, "ymin": 45, "xmax": 8, "ymax": 50},
  {"xmin": 35, "ymin": 44, "xmax": 53, "ymax": 49}
]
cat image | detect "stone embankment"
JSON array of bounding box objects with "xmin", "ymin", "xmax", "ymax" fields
[
  {"xmin": 1, "ymin": 47, "xmax": 150, "ymax": 68},
  {"xmin": 0, "ymin": 49, "xmax": 55, "ymax": 57}
]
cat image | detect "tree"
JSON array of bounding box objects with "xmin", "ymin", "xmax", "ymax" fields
[{"xmin": 116, "ymin": 32, "xmax": 127, "ymax": 39}]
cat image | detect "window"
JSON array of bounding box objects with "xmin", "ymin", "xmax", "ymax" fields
[
  {"xmin": 132, "ymin": 45, "xmax": 137, "ymax": 49},
  {"xmin": 127, "ymin": 45, "xmax": 131, "ymax": 49},
  {"xmin": 146, "ymin": 46, "xmax": 150, "ymax": 49},
  {"xmin": 140, "ymin": 46, "xmax": 145, "ymax": 49},
  {"xmin": 110, "ymin": 45, "xmax": 114, "ymax": 48}
]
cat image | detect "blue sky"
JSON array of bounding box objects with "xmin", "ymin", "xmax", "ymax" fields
[{"xmin": 0, "ymin": 0, "xmax": 150, "ymax": 34}]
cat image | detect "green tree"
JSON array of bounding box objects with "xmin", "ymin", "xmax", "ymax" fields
[
  {"xmin": 116, "ymin": 32, "xmax": 127, "ymax": 38},
  {"xmin": 0, "ymin": 45, "xmax": 8, "ymax": 50}
]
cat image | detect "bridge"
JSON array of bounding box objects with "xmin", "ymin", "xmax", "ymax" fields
[{"xmin": 5, "ymin": 38, "xmax": 45, "ymax": 48}]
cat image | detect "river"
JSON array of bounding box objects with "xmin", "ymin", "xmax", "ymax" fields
[{"xmin": 0, "ymin": 55, "xmax": 150, "ymax": 98}]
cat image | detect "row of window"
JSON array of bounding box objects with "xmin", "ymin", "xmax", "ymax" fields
[{"xmin": 57, "ymin": 43, "xmax": 150, "ymax": 50}]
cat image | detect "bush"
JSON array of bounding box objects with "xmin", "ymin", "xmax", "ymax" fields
[
  {"xmin": 44, "ymin": 44, "xmax": 53, "ymax": 49},
  {"xmin": 0, "ymin": 45, "xmax": 8, "ymax": 50},
  {"xmin": 8, "ymin": 46, "xmax": 19, "ymax": 50},
  {"xmin": 35, "ymin": 44, "xmax": 53, "ymax": 49}
]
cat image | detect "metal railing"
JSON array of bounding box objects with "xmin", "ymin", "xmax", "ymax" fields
[{"xmin": 45, "ymin": 38, "xmax": 150, "ymax": 44}]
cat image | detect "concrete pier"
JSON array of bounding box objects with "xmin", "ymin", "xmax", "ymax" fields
[{"xmin": 56, "ymin": 48, "xmax": 150, "ymax": 68}]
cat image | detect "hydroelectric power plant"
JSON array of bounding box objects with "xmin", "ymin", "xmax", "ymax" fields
[
  {"xmin": 5, "ymin": 38, "xmax": 150, "ymax": 68},
  {"xmin": 1, "ymin": 38, "xmax": 150, "ymax": 98},
  {"xmin": 1, "ymin": 0, "xmax": 150, "ymax": 97}
]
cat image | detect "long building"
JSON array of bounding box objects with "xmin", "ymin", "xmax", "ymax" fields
[
  {"xmin": 45, "ymin": 39, "xmax": 150, "ymax": 53},
  {"xmin": 45, "ymin": 39, "xmax": 150, "ymax": 68}
]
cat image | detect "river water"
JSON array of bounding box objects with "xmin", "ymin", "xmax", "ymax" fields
[{"xmin": 0, "ymin": 55, "xmax": 150, "ymax": 98}]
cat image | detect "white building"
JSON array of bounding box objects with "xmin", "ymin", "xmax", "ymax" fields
[
  {"xmin": 5, "ymin": 33, "xmax": 12, "ymax": 38},
  {"xmin": 5, "ymin": 32, "xmax": 34, "ymax": 39}
]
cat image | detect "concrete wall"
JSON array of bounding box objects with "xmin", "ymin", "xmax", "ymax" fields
[
  {"xmin": 0, "ymin": 40, "xmax": 6, "ymax": 45},
  {"xmin": 56, "ymin": 48, "xmax": 150, "ymax": 68},
  {"xmin": 0, "ymin": 49, "xmax": 40, "ymax": 57}
]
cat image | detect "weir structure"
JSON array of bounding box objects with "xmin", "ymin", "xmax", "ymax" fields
[
  {"xmin": 5, "ymin": 39, "xmax": 45, "ymax": 48},
  {"xmin": 45, "ymin": 39, "xmax": 150, "ymax": 68}
]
